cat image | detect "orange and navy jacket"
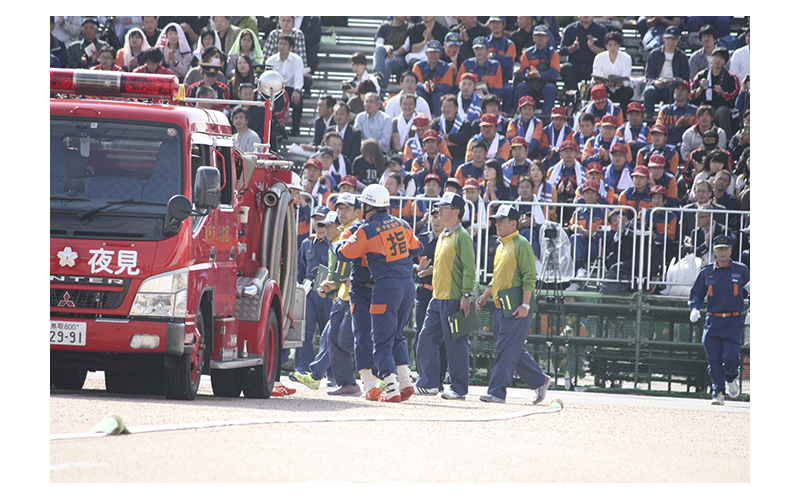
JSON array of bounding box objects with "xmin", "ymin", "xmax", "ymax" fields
[
  {"xmin": 688, "ymin": 260, "xmax": 750, "ymax": 313},
  {"xmin": 333, "ymin": 212, "xmax": 422, "ymax": 279},
  {"xmin": 569, "ymin": 196, "xmax": 610, "ymax": 234},
  {"xmin": 583, "ymin": 135, "xmax": 632, "ymax": 165},
  {"xmin": 410, "ymin": 152, "xmax": 452, "ymax": 179},
  {"xmin": 334, "ymin": 219, "xmax": 373, "ymax": 286},
  {"xmin": 412, "ymin": 59, "xmax": 454, "ymax": 94},
  {"xmin": 486, "ymin": 35, "xmax": 516, "ymax": 81},
  {"xmin": 457, "ymin": 57, "xmax": 504, "ymax": 91},
  {"xmin": 651, "ymin": 171, "xmax": 679, "ymax": 201},
  {"xmin": 646, "ymin": 207, "xmax": 677, "ymax": 245},
  {"xmin": 501, "ymin": 157, "xmax": 532, "ymax": 191},
  {"xmin": 505, "ymin": 115, "xmax": 546, "ymax": 159},
  {"xmin": 656, "ymin": 102, "xmax": 698, "ymax": 146},
  {"xmin": 617, "ymin": 185, "xmax": 653, "ymax": 214},
  {"xmin": 519, "ymin": 45, "xmax": 561, "ymax": 83},
  {"xmin": 636, "ymin": 143, "xmax": 680, "ymax": 176},
  {"xmin": 603, "ymin": 163, "xmax": 632, "ymax": 204},
  {"xmin": 582, "ymin": 101, "xmax": 623, "ymax": 128},
  {"xmin": 573, "ymin": 128, "xmax": 597, "ymax": 152},
  {"xmin": 296, "ymin": 203, "xmax": 311, "ymax": 245},
  {"xmin": 454, "ymin": 160, "xmax": 485, "ymax": 186},
  {"xmin": 465, "ymin": 134, "xmax": 510, "ymax": 162},
  {"xmin": 403, "ymin": 134, "xmax": 452, "ymax": 165},
  {"xmin": 574, "ymin": 183, "xmax": 615, "ymax": 205}
]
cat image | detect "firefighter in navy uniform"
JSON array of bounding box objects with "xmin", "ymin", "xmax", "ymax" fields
[
  {"xmin": 689, "ymin": 234, "xmax": 750, "ymax": 405},
  {"xmin": 333, "ymin": 184, "xmax": 423, "ymax": 402}
]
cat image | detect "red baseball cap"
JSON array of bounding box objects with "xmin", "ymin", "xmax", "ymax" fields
[
  {"xmin": 509, "ymin": 136, "xmax": 528, "ymax": 148},
  {"xmin": 600, "ymin": 115, "xmax": 617, "ymax": 128},
  {"xmin": 424, "ymin": 173, "xmax": 441, "ymax": 184},
  {"xmin": 560, "ymin": 140, "xmax": 579, "ymax": 152},
  {"xmin": 585, "ymin": 162, "xmax": 604, "ymax": 174},
  {"xmin": 518, "ymin": 95, "xmax": 536, "ymax": 108},
  {"xmin": 412, "ymin": 115, "xmax": 430, "ymax": 129},
  {"xmin": 422, "ymin": 129, "xmax": 440, "ymax": 142},
  {"xmin": 340, "ymin": 175, "xmax": 358, "ymax": 187},
  {"xmin": 582, "ymin": 180, "xmax": 600, "ymax": 193},
  {"xmin": 631, "ymin": 165, "xmax": 650, "ymax": 177},
  {"xmin": 479, "ymin": 113, "xmax": 497, "ymax": 126},
  {"xmin": 627, "ymin": 102, "xmax": 644, "ymax": 113},
  {"xmin": 551, "ymin": 106, "xmax": 568, "ymax": 118},
  {"xmin": 464, "ymin": 178, "xmax": 481, "ymax": 189},
  {"xmin": 650, "ymin": 185, "xmax": 667, "ymax": 197},
  {"xmin": 650, "ymin": 124, "xmax": 668, "ymax": 135},
  {"xmin": 304, "ymin": 158, "xmax": 323, "ymax": 170},
  {"xmin": 648, "ymin": 154, "xmax": 667, "ymax": 168},
  {"xmin": 673, "ymin": 79, "xmax": 690, "ymax": 90},
  {"xmin": 610, "ymin": 143, "xmax": 628, "ymax": 155},
  {"xmin": 459, "ymin": 72, "xmax": 478, "ymax": 84},
  {"xmin": 590, "ymin": 84, "xmax": 607, "ymax": 100}
]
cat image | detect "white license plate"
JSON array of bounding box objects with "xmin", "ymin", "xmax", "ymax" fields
[{"xmin": 50, "ymin": 321, "xmax": 87, "ymax": 346}]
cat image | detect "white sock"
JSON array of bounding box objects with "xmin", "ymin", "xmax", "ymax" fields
[
  {"xmin": 397, "ymin": 365, "xmax": 412, "ymax": 389},
  {"xmin": 383, "ymin": 373, "xmax": 399, "ymax": 395},
  {"xmin": 360, "ymin": 369, "xmax": 375, "ymax": 390}
]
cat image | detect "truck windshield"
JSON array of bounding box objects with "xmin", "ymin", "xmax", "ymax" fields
[{"xmin": 51, "ymin": 118, "xmax": 184, "ymax": 241}]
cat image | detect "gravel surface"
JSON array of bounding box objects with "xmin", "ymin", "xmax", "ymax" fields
[{"xmin": 49, "ymin": 374, "xmax": 749, "ymax": 483}]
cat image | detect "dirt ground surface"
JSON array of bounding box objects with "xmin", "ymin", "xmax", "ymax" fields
[{"xmin": 48, "ymin": 372, "xmax": 750, "ymax": 486}]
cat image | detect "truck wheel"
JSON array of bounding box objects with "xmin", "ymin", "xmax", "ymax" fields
[
  {"xmin": 164, "ymin": 310, "xmax": 205, "ymax": 400},
  {"xmin": 211, "ymin": 369, "xmax": 242, "ymax": 398},
  {"xmin": 50, "ymin": 367, "xmax": 87, "ymax": 390},
  {"xmin": 243, "ymin": 307, "xmax": 280, "ymax": 398}
]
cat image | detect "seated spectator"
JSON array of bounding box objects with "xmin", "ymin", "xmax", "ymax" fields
[
  {"xmin": 233, "ymin": 83, "xmax": 265, "ymax": 143},
  {"xmin": 155, "ymin": 23, "xmax": 192, "ymax": 82},
  {"xmin": 513, "ymin": 24, "xmax": 560, "ymax": 116},
  {"xmin": 685, "ymin": 146, "xmax": 732, "ymax": 201},
  {"xmin": 485, "ymin": 17, "xmax": 517, "ymax": 83},
  {"xmin": 509, "ymin": 16, "xmax": 535, "ymax": 59},
  {"xmin": 441, "ymin": 32, "xmax": 465, "ymax": 81},
  {"xmin": 265, "ymin": 35, "xmax": 305, "ymax": 136},
  {"xmin": 50, "ymin": 17, "xmax": 68, "ymax": 68},
  {"xmin": 733, "ymin": 147, "xmax": 750, "ymax": 202},
  {"xmin": 303, "ymin": 158, "xmax": 332, "ymax": 207},
  {"xmin": 299, "ymin": 94, "xmax": 337, "ymax": 151},
  {"xmin": 455, "ymin": 73, "xmax": 482, "ymax": 124},
  {"xmin": 191, "ymin": 27, "xmax": 224, "ymax": 68},
  {"xmin": 392, "ymin": 94, "xmax": 419, "ymax": 153},
  {"xmin": 604, "ymin": 143, "xmax": 634, "ymax": 203},
  {"xmin": 432, "ymin": 94, "xmax": 472, "ymax": 167},
  {"xmin": 646, "ymin": 185, "xmax": 678, "ymax": 268},
  {"xmin": 583, "ymin": 115, "xmax": 632, "ymax": 168},
  {"xmin": 213, "ymin": 16, "xmax": 242, "ymax": 55},
  {"xmin": 568, "ymin": 180, "xmax": 609, "ymax": 277},
  {"xmin": 591, "ymin": 30, "xmax": 633, "ymax": 116},
  {"xmin": 680, "ymin": 205, "xmax": 735, "ymax": 266},
  {"xmin": 710, "ymin": 169, "xmax": 739, "ymax": 210},
  {"xmin": 52, "ymin": 16, "xmax": 82, "ymax": 48},
  {"xmin": 315, "ymin": 146, "xmax": 341, "ymax": 189},
  {"xmin": 405, "ymin": 17, "xmax": 448, "ymax": 68},
  {"xmin": 685, "ymin": 17, "xmax": 732, "ymax": 49},
  {"xmin": 91, "ymin": 46, "xmax": 123, "ymax": 72},
  {"xmin": 412, "ymin": 40, "xmax": 454, "ymax": 117},
  {"xmin": 573, "ymin": 112, "xmax": 598, "ymax": 153},
  {"xmin": 141, "ymin": 16, "xmax": 161, "ymax": 48},
  {"xmin": 655, "ymin": 80, "xmax": 698, "ymax": 150},
  {"xmin": 225, "ymin": 28, "xmax": 262, "ymax": 80},
  {"xmin": 505, "ymin": 96, "xmax": 546, "ymax": 160},
  {"xmin": 228, "ymin": 55, "xmax": 256, "ymax": 103},
  {"xmin": 512, "ymin": 175, "xmax": 548, "ymax": 256},
  {"xmin": 618, "ymin": 165, "xmax": 653, "ymax": 213},
  {"xmin": 263, "ymin": 16, "xmax": 308, "ymax": 77},
  {"xmin": 482, "ymin": 159, "xmax": 514, "ymax": 207},
  {"xmin": 582, "ymin": 84, "xmax": 623, "ymax": 128},
  {"xmin": 681, "ymin": 179, "xmax": 727, "ymax": 236},
  {"xmin": 326, "ymin": 102, "xmax": 362, "ymax": 165},
  {"xmin": 729, "ymin": 28, "xmax": 750, "ymax": 83},
  {"xmin": 372, "ymin": 16, "xmax": 411, "ymax": 91},
  {"xmin": 636, "ymin": 124, "xmax": 680, "ymax": 175},
  {"xmin": 643, "ymin": 26, "xmax": 691, "ymax": 115},
  {"xmin": 323, "ymin": 132, "xmax": 353, "ymax": 185},
  {"xmin": 352, "ymin": 138, "xmax": 385, "ymax": 186},
  {"xmin": 347, "ymin": 79, "xmax": 378, "ymax": 118},
  {"xmin": 637, "ymin": 16, "xmax": 683, "ymax": 53},
  {"xmin": 558, "ymin": 16, "xmax": 607, "ymax": 92},
  {"xmin": 461, "ymin": 177, "xmax": 488, "ymax": 238},
  {"xmin": 355, "ymin": 92, "xmax": 393, "ymax": 154},
  {"xmin": 602, "ymin": 208, "xmax": 633, "ymax": 279},
  {"xmin": 727, "ymin": 109, "xmax": 750, "ymax": 165},
  {"xmin": 688, "ymin": 24, "xmax": 730, "ymax": 81},
  {"xmin": 454, "ymin": 140, "xmax": 489, "ymax": 186},
  {"xmin": 116, "ymin": 27, "xmax": 150, "ymax": 72},
  {"xmin": 690, "ymin": 47, "xmax": 740, "ymax": 140},
  {"xmin": 575, "ymin": 162, "xmax": 615, "ymax": 205},
  {"xmin": 133, "ymin": 47, "xmax": 175, "ymax": 75},
  {"xmin": 66, "ymin": 18, "xmax": 109, "ymax": 69},
  {"xmin": 410, "ymin": 130, "xmax": 451, "ymax": 190},
  {"xmin": 230, "ymin": 105, "xmax": 260, "ymax": 153},
  {"xmin": 450, "ymin": 16, "xmax": 492, "ymax": 61},
  {"xmin": 502, "ymin": 136, "xmax": 534, "ymax": 195},
  {"xmin": 547, "ymin": 140, "xmax": 585, "ymax": 212},
  {"xmin": 529, "ymin": 159, "xmax": 557, "ymax": 222},
  {"xmin": 681, "ymin": 105, "xmax": 728, "ymax": 163},
  {"xmin": 185, "ymin": 46, "xmax": 228, "ymax": 88},
  {"xmin": 645, "ymin": 154, "xmax": 679, "ymax": 204},
  {"xmin": 465, "ymin": 114, "xmax": 510, "ymax": 163},
  {"xmin": 471, "ymin": 94, "xmax": 509, "ymax": 137},
  {"xmin": 457, "ymin": 37, "xmax": 514, "ymax": 114},
  {"xmin": 403, "ymin": 114, "xmax": 451, "ymax": 167},
  {"xmin": 444, "ymin": 177, "xmax": 462, "ymax": 196},
  {"xmin": 384, "ymin": 71, "xmax": 432, "ymax": 119},
  {"xmin": 616, "ymin": 102, "xmax": 651, "ymax": 162},
  {"xmin": 541, "ymin": 106, "xmax": 575, "ymax": 169},
  {"xmin": 342, "ymin": 52, "xmax": 380, "ymax": 103}
]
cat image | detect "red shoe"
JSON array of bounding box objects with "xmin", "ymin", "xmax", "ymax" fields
[
  {"xmin": 379, "ymin": 392, "xmax": 401, "ymax": 403},
  {"xmin": 271, "ymin": 385, "xmax": 296, "ymax": 397},
  {"xmin": 400, "ymin": 386, "xmax": 414, "ymax": 401},
  {"xmin": 365, "ymin": 387, "xmax": 382, "ymax": 401}
]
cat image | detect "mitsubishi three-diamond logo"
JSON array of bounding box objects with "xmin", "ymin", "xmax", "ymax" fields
[{"xmin": 58, "ymin": 292, "xmax": 75, "ymax": 307}]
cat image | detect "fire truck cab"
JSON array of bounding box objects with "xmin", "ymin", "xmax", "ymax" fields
[{"xmin": 50, "ymin": 69, "xmax": 302, "ymax": 400}]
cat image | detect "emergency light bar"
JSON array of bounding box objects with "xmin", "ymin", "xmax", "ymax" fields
[{"xmin": 50, "ymin": 69, "xmax": 182, "ymax": 100}]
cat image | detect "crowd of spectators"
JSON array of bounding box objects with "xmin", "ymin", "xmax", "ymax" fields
[{"xmin": 50, "ymin": 15, "xmax": 750, "ymax": 290}]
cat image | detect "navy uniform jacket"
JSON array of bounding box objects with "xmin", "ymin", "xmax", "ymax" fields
[
  {"xmin": 297, "ymin": 234, "xmax": 330, "ymax": 283},
  {"xmin": 688, "ymin": 260, "xmax": 750, "ymax": 314}
]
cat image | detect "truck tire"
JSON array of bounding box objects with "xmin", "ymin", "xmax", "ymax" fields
[
  {"xmin": 164, "ymin": 310, "xmax": 205, "ymax": 400},
  {"xmin": 51, "ymin": 367, "xmax": 87, "ymax": 390},
  {"xmin": 211, "ymin": 368, "xmax": 242, "ymax": 398},
  {"xmin": 242, "ymin": 307, "xmax": 280, "ymax": 398}
]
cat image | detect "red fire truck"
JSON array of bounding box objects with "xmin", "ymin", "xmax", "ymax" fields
[{"xmin": 50, "ymin": 69, "xmax": 304, "ymax": 400}]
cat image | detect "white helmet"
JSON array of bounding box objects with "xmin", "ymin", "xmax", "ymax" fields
[
  {"xmin": 286, "ymin": 172, "xmax": 303, "ymax": 191},
  {"xmin": 359, "ymin": 184, "xmax": 390, "ymax": 208}
]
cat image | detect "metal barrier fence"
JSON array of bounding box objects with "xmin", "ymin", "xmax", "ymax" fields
[{"xmin": 293, "ymin": 186, "xmax": 751, "ymax": 398}]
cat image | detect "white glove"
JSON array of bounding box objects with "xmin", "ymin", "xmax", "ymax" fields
[
  {"xmin": 744, "ymin": 312, "xmax": 750, "ymax": 325},
  {"xmin": 690, "ymin": 309, "xmax": 701, "ymax": 323}
]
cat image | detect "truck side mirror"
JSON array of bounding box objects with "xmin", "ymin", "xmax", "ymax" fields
[
  {"xmin": 195, "ymin": 166, "xmax": 221, "ymax": 210},
  {"xmin": 167, "ymin": 195, "xmax": 193, "ymax": 221}
]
